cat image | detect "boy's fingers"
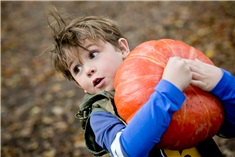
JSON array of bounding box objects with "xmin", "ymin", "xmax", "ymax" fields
[
  {"xmin": 192, "ymin": 71, "xmax": 203, "ymax": 80},
  {"xmin": 183, "ymin": 59, "xmax": 198, "ymax": 68},
  {"xmin": 183, "ymin": 58, "xmax": 203, "ymax": 65},
  {"xmin": 183, "ymin": 59, "xmax": 206, "ymax": 73},
  {"xmin": 191, "ymin": 80, "xmax": 205, "ymax": 89},
  {"xmin": 182, "ymin": 58, "xmax": 194, "ymax": 63}
]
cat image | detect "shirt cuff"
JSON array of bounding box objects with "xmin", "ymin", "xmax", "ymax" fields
[
  {"xmin": 210, "ymin": 68, "xmax": 235, "ymax": 99},
  {"xmin": 155, "ymin": 79, "xmax": 186, "ymax": 110}
]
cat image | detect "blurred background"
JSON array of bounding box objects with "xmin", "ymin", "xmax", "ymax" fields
[{"xmin": 1, "ymin": 1, "xmax": 235, "ymax": 157}]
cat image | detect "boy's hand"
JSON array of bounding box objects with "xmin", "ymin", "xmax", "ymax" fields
[
  {"xmin": 184, "ymin": 59, "xmax": 223, "ymax": 92},
  {"xmin": 163, "ymin": 57, "xmax": 192, "ymax": 91}
]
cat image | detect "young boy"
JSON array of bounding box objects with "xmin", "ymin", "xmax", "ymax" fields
[{"xmin": 47, "ymin": 10, "xmax": 235, "ymax": 157}]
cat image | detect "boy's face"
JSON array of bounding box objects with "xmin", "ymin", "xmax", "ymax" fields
[{"xmin": 69, "ymin": 38, "xmax": 129, "ymax": 94}]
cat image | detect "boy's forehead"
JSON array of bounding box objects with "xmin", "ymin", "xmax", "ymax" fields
[
  {"xmin": 82, "ymin": 38, "xmax": 104, "ymax": 48},
  {"xmin": 65, "ymin": 39, "xmax": 94, "ymax": 56},
  {"xmin": 65, "ymin": 39, "xmax": 104, "ymax": 66}
]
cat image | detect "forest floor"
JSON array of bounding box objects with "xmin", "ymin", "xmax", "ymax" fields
[{"xmin": 2, "ymin": 1, "xmax": 235, "ymax": 157}]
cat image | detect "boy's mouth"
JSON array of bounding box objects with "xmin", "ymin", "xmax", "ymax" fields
[{"xmin": 93, "ymin": 77, "xmax": 105, "ymax": 87}]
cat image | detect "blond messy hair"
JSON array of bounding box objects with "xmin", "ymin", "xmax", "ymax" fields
[{"xmin": 47, "ymin": 9, "xmax": 126, "ymax": 81}]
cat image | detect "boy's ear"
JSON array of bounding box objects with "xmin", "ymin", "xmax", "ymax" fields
[{"xmin": 118, "ymin": 38, "xmax": 130, "ymax": 59}]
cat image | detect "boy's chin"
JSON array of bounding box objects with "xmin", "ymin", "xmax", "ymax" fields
[
  {"xmin": 87, "ymin": 86, "xmax": 115, "ymax": 94},
  {"xmin": 103, "ymin": 86, "xmax": 115, "ymax": 92},
  {"xmin": 97, "ymin": 87, "xmax": 115, "ymax": 93}
]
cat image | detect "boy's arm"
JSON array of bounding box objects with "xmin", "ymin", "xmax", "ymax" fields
[
  {"xmin": 210, "ymin": 69, "xmax": 235, "ymax": 106},
  {"xmin": 90, "ymin": 79, "xmax": 186, "ymax": 157},
  {"xmin": 211, "ymin": 69, "xmax": 235, "ymax": 137}
]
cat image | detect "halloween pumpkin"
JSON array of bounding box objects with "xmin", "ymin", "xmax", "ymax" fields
[{"xmin": 114, "ymin": 39, "xmax": 224, "ymax": 150}]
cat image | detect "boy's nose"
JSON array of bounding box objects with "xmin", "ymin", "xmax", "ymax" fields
[{"xmin": 85, "ymin": 66, "xmax": 96, "ymax": 77}]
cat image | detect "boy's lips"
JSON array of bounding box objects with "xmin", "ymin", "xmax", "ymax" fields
[{"xmin": 93, "ymin": 77, "xmax": 105, "ymax": 87}]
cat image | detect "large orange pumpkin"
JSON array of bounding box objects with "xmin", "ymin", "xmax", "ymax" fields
[{"xmin": 114, "ymin": 39, "xmax": 224, "ymax": 150}]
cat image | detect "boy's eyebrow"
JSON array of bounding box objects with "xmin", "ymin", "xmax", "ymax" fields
[
  {"xmin": 68, "ymin": 47, "xmax": 90, "ymax": 68},
  {"xmin": 68, "ymin": 60, "xmax": 75, "ymax": 69},
  {"xmin": 68, "ymin": 43, "xmax": 98, "ymax": 69},
  {"xmin": 84, "ymin": 43, "xmax": 96, "ymax": 50}
]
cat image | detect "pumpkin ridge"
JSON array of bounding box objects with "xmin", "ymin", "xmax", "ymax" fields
[
  {"xmin": 162, "ymin": 39, "xmax": 195, "ymax": 59},
  {"xmin": 126, "ymin": 55, "xmax": 166, "ymax": 68},
  {"xmin": 115, "ymin": 74, "xmax": 157, "ymax": 89},
  {"xmin": 129, "ymin": 43, "xmax": 169, "ymax": 61},
  {"xmin": 161, "ymin": 39, "xmax": 178, "ymax": 55},
  {"xmin": 189, "ymin": 47, "xmax": 198, "ymax": 59},
  {"xmin": 190, "ymin": 86, "xmax": 211, "ymax": 137},
  {"xmin": 182, "ymin": 100, "xmax": 187, "ymax": 122}
]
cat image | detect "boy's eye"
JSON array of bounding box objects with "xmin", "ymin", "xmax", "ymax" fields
[
  {"xmin": 89, "ymin": 51, "xmax": 98, "ymax": 59},
  {"xmin": 73, "ymin": 65, "xmax": 82, "ymax": 74}
]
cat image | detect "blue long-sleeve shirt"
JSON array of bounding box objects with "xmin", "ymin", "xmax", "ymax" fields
[
  {"xmin": 90, "ymin": 79, "xmax": 186, "ymax": 156},
  {"xmin": 90, "ymin": 69, "xmax": 235, "ymax": 156}
]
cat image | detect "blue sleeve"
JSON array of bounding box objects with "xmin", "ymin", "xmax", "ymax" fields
[
  {"xmin": 211, "ymin": 69, "xmax": 235, "ymax": 137},
  {"xmin": 90, "ymin": 79, "xmax": 186, "ymax": 156},
  {"xmin": 90, "ymin": 111, "xmax": 126, "ymax": 151}
]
